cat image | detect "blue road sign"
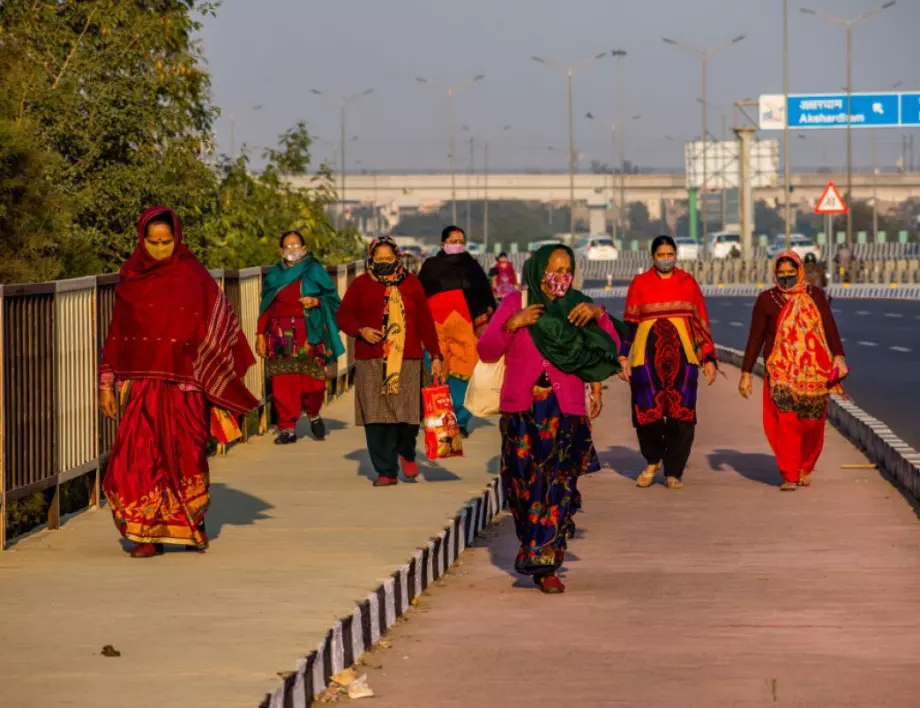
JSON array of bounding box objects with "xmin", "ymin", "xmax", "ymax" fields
[{"xmin": 760, "ymin": 92, "xmax": 920, "ymax": 130}]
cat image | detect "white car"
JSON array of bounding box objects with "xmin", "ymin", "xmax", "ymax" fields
[
  {"xmin": 674, "ymin": 237, "xmax": 700, "ymax": 261},
  {"xmin": 708, "ymin": 232, "xmax": 742, "ymax": 259},
  {"xmin": 574, "ymin": 235, "xmax": 619, "ymax": 261},
  {"xmin": 466, "ymin": 242, "xmax": 485, "ymax": 256},
  {"xmin": 768, "ymin": 234, "xmax": 821, "ymax": 261}
]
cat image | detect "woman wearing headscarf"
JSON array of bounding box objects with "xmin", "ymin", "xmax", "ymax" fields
[
  {"xmin": 478, "ymin": 244, "xmax": 622, "ymax": 594},
  {"xmin": 740, "ymin": 251, "xmax": 847, "ymax": 490},
  {"xmin": 337, "ymin": 237, "xmax": 443, "ymax": 486},
  {"xmin": 256, "ymin": 230, "xmax": 344, "ymax": 444},
  {"xmin": 491, "ymin": 251, "xmax": 519, "ymax": 300},
  {"xmin": 620, "ymin": 235, "xmax": 717, "ymax": 490},
  {"xmin": 417, "ymin": 225, "xmax": 495, "ymax": 438},
  {"xmin": 99, "ymin": 206, "xmax": 258, "ymax": 557}
]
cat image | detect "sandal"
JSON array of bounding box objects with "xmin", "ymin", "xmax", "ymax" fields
[
  {"xmin": 666, "ymin": 476, "xmax": 683, "ymax": 490},
  {"xmin": 130, "ymin": 543, "xmax": 164, "ymax": 558},
  {"xmin": 779, "ymin": 482, "xmax": 797, "ymax": 492},
  {"xmin": 798, "ymin": 471, "xmax": 812, "ymax": 487},
  {"xmin": 636, "ymin": 463, "xmax": 661, "ymax": 488}
]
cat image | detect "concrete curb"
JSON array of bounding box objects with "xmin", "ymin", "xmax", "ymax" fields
[
  {"xmin": 259, "ymin": 477, "xmax": 505, "ymax": 708},
  {"xmin": 582, "ymin": 284, "xmax": 920, "ymax": 300},
  {"xmin": 716, "ymin": 345, "xmax": 920, "ymax": 501}
]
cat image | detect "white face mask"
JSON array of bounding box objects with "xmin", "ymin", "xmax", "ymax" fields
[{"xmin": 284, "ymin": 247, "xmax": 307, "ymax": 263}]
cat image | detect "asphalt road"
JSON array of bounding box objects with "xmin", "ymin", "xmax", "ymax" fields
[{"xmin": 595, "ymin": 293, "xmax": 920, "ymax": 451}]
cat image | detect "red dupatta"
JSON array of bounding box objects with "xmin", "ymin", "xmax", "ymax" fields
[
  {"xmin": 623, "ymin": 266, "xmax": 716, "ymax": 361},
  {"xmin": 101, "ymin": 206, "xmax": 258, "ymax": 415}
]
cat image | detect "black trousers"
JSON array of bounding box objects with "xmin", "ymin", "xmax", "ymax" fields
[
  {"xmin": 636, "ymin": 419, "xmax": 695, "ymax": 480},
  {"xmin": 364, "ymin": 423, "xmax": 419, "ymax": 479}
]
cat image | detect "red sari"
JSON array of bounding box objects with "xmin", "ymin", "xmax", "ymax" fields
[{"xmin": 100, "ymin": 206, "xmax": 258, "ymax": 548}]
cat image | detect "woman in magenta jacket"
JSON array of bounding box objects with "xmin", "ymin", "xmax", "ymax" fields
[{"xmin": 477, "ymin": 244, "xmax": 623, "ymax": 594}]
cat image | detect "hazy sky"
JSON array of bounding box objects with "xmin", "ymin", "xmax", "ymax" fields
[{"xmin": 200, "ymin": 0, "xmax": 919, "ymax": 173}]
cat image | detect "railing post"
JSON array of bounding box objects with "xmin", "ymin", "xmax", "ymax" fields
[{"xmin": 0, "ymin": 285, "xmax": 6, "ymax": 550}]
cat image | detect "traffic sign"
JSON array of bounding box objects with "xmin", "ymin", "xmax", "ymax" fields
[
  {"xmin": 759, "ymin": 92, "xmax": 918, "ymax": 130},
  {"xmin": 814, "ymin": 181, "xmax": 847, "ymax": 215}
]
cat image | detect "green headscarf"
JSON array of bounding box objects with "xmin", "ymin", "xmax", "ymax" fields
[
  {"xmin": 523, "ymin": 244, "xmax": 623, "ymax": 382},
  {"xmin": 259, "ymin": 254, "xmax": 345, "ymax": 360}
]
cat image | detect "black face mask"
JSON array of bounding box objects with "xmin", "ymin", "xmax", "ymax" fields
[
  {"xmin": 371, "ymin": 260, "xmax": 398, "ymax": 277},
  {"xmin": 777, "ymin": 275, "xmax": 798, "ymax": 290}
]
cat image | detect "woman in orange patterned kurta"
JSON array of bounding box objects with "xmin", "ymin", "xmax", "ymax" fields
[{"xmin": 739, "ymin": 250, "xmax": 849, "ymax": 490}]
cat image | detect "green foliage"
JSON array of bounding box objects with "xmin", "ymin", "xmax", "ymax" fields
[{"xmin": 0, "ymin": 1, "xmax": 356, "ymax": 284}]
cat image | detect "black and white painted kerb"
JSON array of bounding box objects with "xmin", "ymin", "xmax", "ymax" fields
[
  {"xmin": 717, "ymin": 345, "xmax": 920, "ymax": 500},
  {"xmin": 259, "ymin": 479, "xmax": 505, "ymax": 708}
]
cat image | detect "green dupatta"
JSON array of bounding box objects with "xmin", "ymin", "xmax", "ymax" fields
[
  {"xmin": 259, "ymin": 255, "xmax": 345, "ymax": 360},
  {"xmin": 523, "ymin": 244, "xmax": 623, "ymax": 382}
]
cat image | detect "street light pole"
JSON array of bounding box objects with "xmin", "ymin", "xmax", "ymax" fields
[
  {"xmin": 586, "ymin": 111, "xmax": 641, "ymax": 239},
  {"xmin": 783, "ymin": 0, "xmax": 791, "ymax": 249},
  {"xmin": 312, "ymin": 88, "xmax": 374, "ymax": 228},
  {"xmin": 416, "ymin": 74, "xmax": 486, "ymax": 225},
  {"xmin": 464, "ymin": 125, "xmax": 511, "ymax": 251},
  {"xmin": 611, "ymin": 50, "xmax": 627, "ymax": 240},
  {"xmin": 800, "ymin": 1, "xmax": 897, "ymax": 248},
  {"xmin": 663, "ymin": 35, "xmax": 745, "ymax": 253},
  {"xmin": 532, "ymin": 52, "xmax": 608, "ymax": 242}
]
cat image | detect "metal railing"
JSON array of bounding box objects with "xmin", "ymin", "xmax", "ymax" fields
[{"xmin": 0, "ymin": 259, "xmax": 378, "ymax": 549}]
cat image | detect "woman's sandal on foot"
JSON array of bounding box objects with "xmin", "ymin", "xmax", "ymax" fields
[
  {"xmin": 534, "ymin": 575, "xmax": 566, "ymax": 594},
  {"xmin": 636, "ymin": 462, "xmax": 662, "ymax": 488}
]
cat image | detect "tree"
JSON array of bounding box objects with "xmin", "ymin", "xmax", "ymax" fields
[{"xmin": 627, "ymin": 202, "xmax": 653, "ymax": 237}]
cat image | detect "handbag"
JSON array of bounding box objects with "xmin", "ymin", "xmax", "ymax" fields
[
  {"xmin": 463, "ymin": 289, "xmax": 527, "ymax": 418},
  {"xmin": 423, "ymin": 378, "xmax": 463, "ymax": 460}
]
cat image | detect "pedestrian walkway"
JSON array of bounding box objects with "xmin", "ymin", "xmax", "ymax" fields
[
  {"xmin": 362, "ymin": 375, "xmax": 920, "ymax": 707},
  {"xmin": 0, "ymin": 390, "xmax": 502, "ymax": 708}
]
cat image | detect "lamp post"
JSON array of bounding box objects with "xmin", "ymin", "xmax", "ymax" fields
[
  {"xmin": 800, "ymin": 1, "xmax": 897, "ymax": 247},
  {"xmin": 663, "ymin": 34, "xmax": 745, "ymax": 252},
  {"xmin": 463, "ymin": 125, "xmax": 512, "ymax": 250},
  {"xmin": 696, "ymin": 97, "xmax": 732, "ymax": 230},
  {"xmin": 227, "ymin": 104, "xmax": 262, "ymax": 159},
  {"xmin": 585, "ymin": 112, "xmax": 641, "ymax": 239},
  {"xmin": 311, "ymin": 88, "xmax": 373, "ymax": 228},
  {"xmin": 416, "ymin": 74, "xmax": 486, "ymax": 225},
  {"xmin": 532, "ymin": 52, "xmax": 608, "ymax": 242}
]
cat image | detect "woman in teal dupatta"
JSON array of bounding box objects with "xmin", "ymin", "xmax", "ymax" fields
[{"xmin": 256, "ymin": 231, "xmax": 345, "ymax": 444}]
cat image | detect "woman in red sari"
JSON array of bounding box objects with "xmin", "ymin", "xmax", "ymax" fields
[
  {"xmin": 619, "ymin": 236, "xmax": 717, "ymax": 489},
  {"xmin": 740, "ymin": 250, "xmax": 847, "ymax": 490},
  {"xmin": 99, "ymin": 206, "xmax": 258, "ymax": 557}
]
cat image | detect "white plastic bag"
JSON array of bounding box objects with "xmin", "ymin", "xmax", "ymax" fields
[{"xmin": 464, "ymin": 290, "xmax": 527, "ymax": 418}]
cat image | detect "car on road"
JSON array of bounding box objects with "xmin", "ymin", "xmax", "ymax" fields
[
  {"xmin": 708, "ymin": 232, "xmax": 742, "ymax": 259},
  {"xmin": 400, "ymin": 244, "xmax": 426, "ymax": 260},
  {"xmin": 674, "ymin": 236, "xmax": 700, "ymax": 261},
  {"xmin": 466, "ymin": 242, "xmax": 485, "ymax": 256},
  {"xmin": 574, "ymin": 235, "xmax": 619, "ymax": 261},
  {"xmin": 527, "ymin": 238, "xmax": 563, "ymax": 253},
  {"xmin": 767, "ymin": 234, "xmax": 821, "ymax": 261}
]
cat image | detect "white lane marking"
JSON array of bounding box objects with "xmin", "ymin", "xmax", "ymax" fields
[
  {"xmin": 832, "ymin": 308, "xmax": 842, "ymax": 315},
  {"xmin": 729, "ymin": 321, "xmax": 743, "ymax": 327},
  {"xmin": 884, "ymin": 313, "xmax": 903, "ymax": 318},
  {"xmin": 855, "ymin": 310, "xmax": 871, "ymax": 316},
  {"xmin": 890, "ymin": 346, "xmax": 912, "ymax": 353},
  {"xmin": 857, "ymin": 341, "xmax": 878, "ymax": 347},
  {"xmin": 710, "ymin": 319, "xmax": 721, "ymax": 324}
]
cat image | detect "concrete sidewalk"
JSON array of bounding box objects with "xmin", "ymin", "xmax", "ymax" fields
[
  {"xmin": 0, "ymin": 390, "xmax": 501, "ymax": 708},
  {"xmin": 362, "ymin": 372, "xmax": 920, "ymax": 707}
]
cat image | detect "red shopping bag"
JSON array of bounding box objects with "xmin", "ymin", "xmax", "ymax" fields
[{"xmin": 422, "ymin": 380, "xmax": 463, "ymax": 460}]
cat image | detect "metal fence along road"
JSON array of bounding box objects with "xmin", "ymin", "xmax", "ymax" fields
[{"xmin": 0, "ymin": 261, "xmax": 382, "ymax": 549}]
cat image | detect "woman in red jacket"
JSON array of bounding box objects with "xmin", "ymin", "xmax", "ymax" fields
[{"xmin": 337, "ymin": 237, "xmax": 443, "ymax": 486}]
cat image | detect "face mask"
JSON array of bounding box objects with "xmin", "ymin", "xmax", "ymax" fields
[
  {"xmin": 146, "ymin": 241, "xmax": 175, "ymax": 261},
  {"xmin": 542, "ymin": 272, "xmax": 573, "ymax": 298},
  {"xmin": 284, "ymin": 247, "xmax": 307, "ymax": 263},
  {"xmin": 654, "ymin": 258, "xmax": 676, "ymax": 273},
  {"xmin": 371, "ymin": 260, "xmax": 398, "ymax": 277},
  {"xmin": 777, "ymin": 275, "xmax": 798, "ymax": 290},
  {"xmin": 443, "ymin": 243, "xmax": 465, "ymax": 256}
]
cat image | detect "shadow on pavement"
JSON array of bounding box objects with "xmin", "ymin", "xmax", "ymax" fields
[
  {"xmin": 206, "ymin": 482, "xmax": 275, "ymax": 540},
  {"xmin": 343, "ymin": 448, "xmax": 461, "ymax": 482},
  {"xmin": 707, "ymin": 448, "xmax": 780, "ymax": 487},
  {"xmin": 597, "ymin": 444, "xmax": 646, "ymax": 481}
]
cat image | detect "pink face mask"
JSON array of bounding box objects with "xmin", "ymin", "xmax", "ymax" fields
[
  {"xmin": 542, "ymin": 272, "xmax": 573, "ymax": 297},
  {"xmin": 443, "ymin": 243, "xmax": 465, "ymax": 255}
]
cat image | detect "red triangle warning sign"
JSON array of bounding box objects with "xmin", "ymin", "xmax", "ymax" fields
[{"xmin": 814, "ymin": 181, "xmax": 848, "ymax": 215}]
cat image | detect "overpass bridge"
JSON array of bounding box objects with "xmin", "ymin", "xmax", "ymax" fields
[
  {"xmin": 289, "ymin": 171, "xmax": 920, "ymax": 227},
  {"xmin": 2, "ymin": 262, "xmax": 920, "ymax": 707}
]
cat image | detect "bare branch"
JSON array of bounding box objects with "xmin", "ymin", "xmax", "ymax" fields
[{"xmin": 51, "ymin": 5, "xmax": 99, "ymax": 90}]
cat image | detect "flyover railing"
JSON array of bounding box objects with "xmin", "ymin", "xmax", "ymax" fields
[{"xmin": 0, "ymin": 258, "xmax": 394, "ymax": 548}]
